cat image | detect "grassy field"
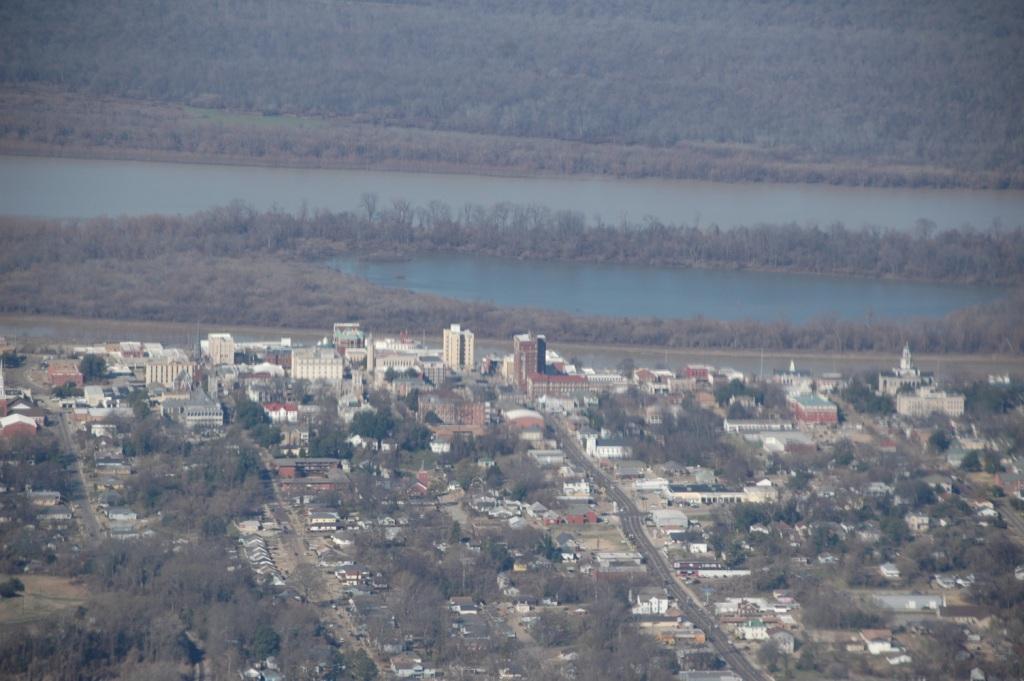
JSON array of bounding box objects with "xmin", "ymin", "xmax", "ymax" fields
[{"xmin": 0, "ymin": 574, "xmax": 88, "ymax": 625}]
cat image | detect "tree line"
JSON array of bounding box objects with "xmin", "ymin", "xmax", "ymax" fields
[
  {"xmin": 2, "ymin": 203, "xmax": 1022, "ymax": 285},
  {"xmin": 1, "ymin": 205, "xmax": 1022, "ymax": 355}
]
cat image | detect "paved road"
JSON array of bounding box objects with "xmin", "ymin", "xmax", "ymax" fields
[
  {"xmin": 558, "ymin": 422, "xmax": 768, "ymax": 681},
  {"xmin": 57, "ymin": 413, "xmax": 102, "ymax": 544}
]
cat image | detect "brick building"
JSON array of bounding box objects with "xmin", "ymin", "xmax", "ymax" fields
[
  {"xmin": 787, "ymin": 393, "xmax": 838, "ymax": 424},
  {"xmin": 512, "ymin": 333, "xmax": 545, "ymax": 389},
  {"xmin": 48, "ymin": 360, "xmax": 83, "ymax": 388}
]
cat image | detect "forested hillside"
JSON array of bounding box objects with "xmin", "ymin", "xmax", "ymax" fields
[{"xmin": 1, "ymin": 0, "xmax": 1022, "ymax": 186}]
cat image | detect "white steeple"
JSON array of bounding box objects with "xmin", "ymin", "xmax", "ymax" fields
[
  {"xmin": 0, "ymin": 358, "xmax": 5, "ymax": 401},
  {"xmin": 900, "ymin": 343, "xmax": 913, "ymax": 372}
]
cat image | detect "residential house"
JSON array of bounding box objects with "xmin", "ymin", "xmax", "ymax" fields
[
  {"xmin": 632, "ymin": 587, "xmax": 671, "ymax": 616},
  {"xmin": 879, "ymin": 563, "xmax": 901, "ymax": 580},
  {"xmin": 735, "ymin": 619, "xmax": 769, "ymax": 641},
  {"xmin": 860, "ymin": 629, "xmax": 895, "ymax": 655},
  {"xmin": 263, "ymin": 402, "xmax": 299, "ymax": 424},
  {"xmin": 106, "ymin": 507, "xmax": 137, "ymax": 523},
  {"xmin": 904, "ymin": 512, "xmax": 931, "ymax": 534}
]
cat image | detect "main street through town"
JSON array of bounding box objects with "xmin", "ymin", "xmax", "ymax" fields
[{"xmin": 557, "ymin": 422, "xmax": 769, "ymax": 681}]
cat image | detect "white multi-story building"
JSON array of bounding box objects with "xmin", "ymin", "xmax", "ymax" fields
[
  {"xmin": 145, "ymin": 350, "xmax": 193, "ymax": 388},
  {"xmin": 206, "ymin": 333, "xmax": 236, "ymax": 365},
  {"xmin": 291, "ymin": 346, "xmax": 346, "ymax": 383},
  {"xmin": 896, "ymin": 387, "xmax": 965, "ymax": 418},
  {"xmin": 442, "ymin": 324, "xmax": 475, "ymax": 371}
]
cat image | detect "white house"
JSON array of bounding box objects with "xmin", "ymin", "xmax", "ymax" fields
[
  {"xmin": 561, "ymin": 479, "xmax": 592, "ymax": 499},
  {"xmin": 860, "ymin": 629, "xmax": 895, "ymax": 655},
  {"xmin": 879, "ymin": 563, "xmax": 901, "ymax": 580},
  {"xmin": 584, "ymin": 434, "xmax": 632, "ymax": 459},
  {"xmin": 735, "ymin": 619, "xmax": 769, "ymax": 641},
  {"xmin": 263, "ymin": 402, "xmax": 299, "ymax": 424},
  {"xmin": 631, "ymin": 587, "xmax": 671, "ymax": 616}
]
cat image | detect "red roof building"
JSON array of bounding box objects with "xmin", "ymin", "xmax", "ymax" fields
[
  {"xmin": 0, "ymin": 414, "xmax": 38, "ymax": 438},
  {"xmin": 263, "ymin": 402, "xmax": 299, "ymax": 424}
]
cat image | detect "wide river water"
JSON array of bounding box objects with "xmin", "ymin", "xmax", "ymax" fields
[
  {"xmin": 0, "ymin": 154, "xmax": 1009, "ymax": 323},
  {"xmin": 2, "ymin": 155, "xmax": 1024, "ymax": 231}
]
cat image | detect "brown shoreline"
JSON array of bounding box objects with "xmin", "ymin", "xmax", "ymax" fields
[{"xmin": 0, "ymin": 140, "xmax": 1006, "ymax": 192}]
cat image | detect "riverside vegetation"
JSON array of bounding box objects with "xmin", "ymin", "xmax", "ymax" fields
[{"xmin": 1, "ymin": 203, "xmax": 1021, "ymax": 355}]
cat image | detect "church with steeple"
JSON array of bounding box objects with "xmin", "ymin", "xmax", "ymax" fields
[{"xmin": 878, "ymin": 344, "xmax": 933, "ymax": 396}]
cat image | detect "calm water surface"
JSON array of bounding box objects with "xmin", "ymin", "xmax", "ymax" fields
[
  {"xmin": 329, "ymin": 254, "xmax": 1003, "ymax": 323},
  {"xmin": 2, "ymin": 155, "xmax": 1024, "ymax": 231}
]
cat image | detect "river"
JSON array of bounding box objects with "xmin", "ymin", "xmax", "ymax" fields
[
  {"xmin": 328, "ymin": 254, "xmax": 1002, "ymax": 323},
  {"xmin": 2, "ymin": 155, "xmax": 1024, "ymax": 231}
]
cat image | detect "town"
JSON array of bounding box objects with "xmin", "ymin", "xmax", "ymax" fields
[{"xmin": 0, "ymin": 323, "xmax": 1022, "ymax": 681}]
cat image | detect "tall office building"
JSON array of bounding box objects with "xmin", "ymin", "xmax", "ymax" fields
[
  {"xmin": 207, "ymin": 333, "xmax": 236, "ymax": 366},
  {"xmin": 442, "ymin": 324, "xmax": 475, "ymax": 371},
  {"xmin": 512, "ymin": 333, "xmax": 546, "ymax": 389}
]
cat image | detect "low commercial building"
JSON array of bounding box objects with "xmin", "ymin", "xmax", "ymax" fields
[
  {"xmin": 871, "ymin": 593, "xmax": 944, "ymax": 611},
  {"xmin": 652, "ymin": 508, "xmax": 688, "ymax": 533},
  {"xmin": 27, "ymin": 488, "xmax": 61, "ymax": 506},
  {"xmin": 273, "ymin": 457, "xmax": 340, "ymax": 478},
  {"xmin": 666, "ymin": 484, "xmax": 745, "ymax": 505},
  {"xmin": 722, "ymin": 419, "xmax": 794, "ymax": 434},
  {"xmin": 530, "ymin": 449, "xmax": 566, "ymax": 467}
]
